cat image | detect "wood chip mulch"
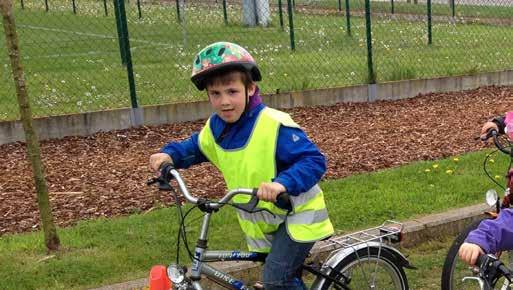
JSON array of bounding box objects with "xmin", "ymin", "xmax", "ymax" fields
[{"xmin": 2, "ymin": 85, "xmax": 513, "ymax": 236}]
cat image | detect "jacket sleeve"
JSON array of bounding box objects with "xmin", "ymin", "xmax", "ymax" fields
[
  {"xmin": 160, "ymin": 132, "xmax": 208, "ymax": 169},
  {"xmin": 272, "ymin": 126, "xmax": 327, "ymax": 195},
  {"xmin": 465, "ymin": 208, "xmax": 513, "ymax": 253}
]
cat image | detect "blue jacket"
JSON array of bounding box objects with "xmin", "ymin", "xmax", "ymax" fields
[
  {"xmin": 466, "ymin": 208, "xmax": 513, "ymax": 253},
  {"xmin": 160, "ymin": 101, "xmax": 327, "ymax": 196}
]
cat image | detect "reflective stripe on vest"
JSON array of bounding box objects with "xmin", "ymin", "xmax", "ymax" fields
[{"xmin": 198, "ymin": 107, "xmax": 334, "ymax": 251}]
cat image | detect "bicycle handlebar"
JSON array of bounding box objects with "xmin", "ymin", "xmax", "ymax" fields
[
  {"xmin": 149, "ymin": 162, "xmax": 292, "ymax": 211},
  {"xmin": 476, "ymin": 254, "xmax": 513, "ymax": 285},
  {"xmin": 481, "ymin": 129, "xmax": 511, "ymax": 155}
]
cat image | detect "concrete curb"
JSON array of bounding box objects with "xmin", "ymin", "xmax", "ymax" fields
[
  {"xmin": 3, "ymin": 70, "xmax": 513, "ymax": 145},
  {"xmin": 90, "ymin": 203, "xmax": 490, "ymax": 290}
]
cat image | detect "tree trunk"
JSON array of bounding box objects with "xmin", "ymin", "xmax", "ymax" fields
[
  {"xmin": 0, "ymin": 0, "xmax": 60, "ymax": 252},
  {"xmin": 242, "ymin": 0, "xmax": 270, "ymax": 27}
]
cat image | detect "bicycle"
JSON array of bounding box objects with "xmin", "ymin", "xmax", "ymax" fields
[
  {"xmin": 461, "ymin": 254, "xmax": 513, "ymax": 290},
  {"xmin": 441, "ymin": 130, "xmax": 513, "ymax": 290},
  {"xmin": 146, "ymin": 162, "xmax": 414, "ymax": 290}
]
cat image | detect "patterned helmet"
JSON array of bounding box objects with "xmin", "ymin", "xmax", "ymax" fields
[{"xmin": 191, "ymin": 42, "xmax": 262, "ymax": 90}]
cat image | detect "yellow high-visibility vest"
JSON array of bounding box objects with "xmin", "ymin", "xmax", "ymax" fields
[{"xmin": 198, "ymin": 107, "xmax": 334, "ymax": 253}]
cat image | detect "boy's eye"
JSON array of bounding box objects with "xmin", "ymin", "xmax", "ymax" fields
[{"xmin": 228, "ymin": 89, "xmax": 238, "ymax": 94}]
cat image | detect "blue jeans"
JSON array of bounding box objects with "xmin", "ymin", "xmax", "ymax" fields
[{"xmin": 262, "ymin": 223, "xmax": 315, "ymax": 290}]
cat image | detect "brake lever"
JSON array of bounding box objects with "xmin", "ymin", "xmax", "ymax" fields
[
  {"xmin": 231, "ymin": 195, "xmax": 277, "ymax": 218},
  {"xmin": 146, "ymin": 176, "xmax": 172, "ymax": 191}
]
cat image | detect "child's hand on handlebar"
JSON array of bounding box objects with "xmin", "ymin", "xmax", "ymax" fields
[
  {"xmin": 459, "ymin": 242, "xmax": 485, "ymax": 266},
  {"xmin": 149, "ymin": 153, "xmax": 173, "ymax": 172},
  {"xmin": 257, "ymin": 182, "xmax": 286, "ymax": 202},
  {"xmin": 481, "ymin": 121, "xmax": 499, "ymax": 141}
]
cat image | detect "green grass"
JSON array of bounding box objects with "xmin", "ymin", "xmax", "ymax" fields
[
  {"xmin": 1, "ymin": 0, "xmax": 512, "ymax": 120},
  {"xmin": 401, "ymin": 235, "xmax": 455, "ymax": 290},
  {"xmin": 0, "ymin": 149, "xmax": 509, "ymax": 289}
]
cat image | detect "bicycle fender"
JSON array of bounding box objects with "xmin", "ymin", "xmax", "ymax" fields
[{"xmin": 322, "ymin": 242, "xmax": 414, "ymax": 275}]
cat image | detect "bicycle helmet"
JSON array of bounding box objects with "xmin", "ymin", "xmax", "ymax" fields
[{"xmin": 191, "ymin": 42, "xmax": 261, "ymax": 91}]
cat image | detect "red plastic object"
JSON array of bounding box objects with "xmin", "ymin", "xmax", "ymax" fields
[{"xmin": 149, "ymin": 265, "xmax": 172, "ymax": 290}]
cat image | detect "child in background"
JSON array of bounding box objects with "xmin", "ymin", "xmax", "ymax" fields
[{"xmin": 459, "ymin": 113, "xmax": 513, "ymax": 265}]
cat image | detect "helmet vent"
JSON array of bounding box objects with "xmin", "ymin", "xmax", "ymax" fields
[
  {"xmin": 218, "ymin": 47, "xmax": 226, "ymax": 56},
  {"xmin": 206, "ymin": 48, "xmax": 212, "ymax": 55}
]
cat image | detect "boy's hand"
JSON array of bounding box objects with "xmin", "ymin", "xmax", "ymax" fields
[
  {"xmin": 459, "ymin": 242, "xmax": 484, "ymax": 266},
  {"xmin": 481, "ymin": 121, "xmax": 499, "ymax": 140},
  {"xmin": 149, "ymin": 153, "xmax": 173, "ymax": 172},
  {"xmin": 257, "ymin": 182, "xmax": 286, "ymax": 202}
]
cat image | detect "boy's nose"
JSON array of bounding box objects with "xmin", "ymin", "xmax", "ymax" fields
[{"xmin": 219, "ymin": 94, "xmax": 231, "ymax": 105}]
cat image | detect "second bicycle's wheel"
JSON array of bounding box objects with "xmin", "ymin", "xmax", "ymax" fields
[
  {"xmin": 441, "ymin": 218, "xmax": 490, "ymax": 290},
  {"xmin": 319, "ymin": 246, "xmax": 409, "ymax": 290}
]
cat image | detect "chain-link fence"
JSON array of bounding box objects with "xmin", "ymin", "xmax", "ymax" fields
[{"xmin": 1, "ymin": 0, "xmax": 513, "ymax": 121}]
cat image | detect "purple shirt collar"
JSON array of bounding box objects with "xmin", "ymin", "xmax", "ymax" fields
[{"xmin": 248, "ymin": 86, "xmax": 262, "ymax": 111}]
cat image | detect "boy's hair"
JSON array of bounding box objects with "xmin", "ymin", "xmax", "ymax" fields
[{"xmin": 204, "ymin": 67, "xmax": 254, "ymax": 90}]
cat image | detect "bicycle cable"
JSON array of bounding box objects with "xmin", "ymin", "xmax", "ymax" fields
[{"xmin": 484, "ymin": 149, "xmax": 506, "ymax": 191}]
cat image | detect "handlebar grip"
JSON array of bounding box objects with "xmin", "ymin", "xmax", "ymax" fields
[
  {"xmin": 276, "ymin": 192, "xmax": 292, "ymax": 211},
  {"xmin": 251, "ymin": 189, "xmax": 292, "ymax": 211},
  {"xmin": 481, "ymin": 129, "xmax": 498, "ymax": 142},
  {"xmin": 476, "ymin": 254, "xmax": 491, "ymax": 267},
  {"xmin": 159, "ymin": 162, "xmax": 175, "ymax": 181}
]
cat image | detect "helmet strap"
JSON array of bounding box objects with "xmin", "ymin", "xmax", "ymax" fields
[{"xmin": 244, "ymin": 83, "xmax": 249, "ymax": 116}]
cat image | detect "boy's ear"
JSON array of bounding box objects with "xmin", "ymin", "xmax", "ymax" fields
[{"xmin": 247, "ymin": 82, "xmax": 257, "ymax": 96}]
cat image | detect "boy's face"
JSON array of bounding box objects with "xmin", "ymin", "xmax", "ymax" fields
[{"xmin": 207, "ymin": 77, "xmax": 256, "ymax": 123}]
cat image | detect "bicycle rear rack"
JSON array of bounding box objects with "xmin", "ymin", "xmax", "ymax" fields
[{"xmin": 313, "ymin": 220, "xmax": 403, "ymax": 256}]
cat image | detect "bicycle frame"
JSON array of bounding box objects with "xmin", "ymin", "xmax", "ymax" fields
[
  {"xmin": 171, "ymin": 212, "xmax": 409, "ymax": 290},
  {"xmin": 187, "ymin": 212, "xmax": 266, "ymax": 290}
]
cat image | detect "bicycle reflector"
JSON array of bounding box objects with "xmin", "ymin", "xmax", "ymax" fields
[{"xmin": 149, "ymin": 265, "xmax": 172, "ymax": 290}]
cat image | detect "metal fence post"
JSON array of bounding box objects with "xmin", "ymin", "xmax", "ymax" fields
[
  {"xmin": 45, "ymin": 0, "xmax": 49, "ymax": 12},
  {"xmin": 113, "ymin": 0, "xmax": 142, "ymax": 125},
  {"xmin": 364, "ymin": 0, "xmax": 375, "ymax": 84},
  {"xmin": 278, "ymin": 0, "xmax": 284, "ymax": 30},
  {"xmin": 345, "ymin": 0, "xmax": 351, "ymax": 36},
  {"xmin": 20, "ymin": 0, "xmax": 24, "ymax": 9},
  {"xmin": 427, "ymin": 0, "xmax": 432, "ymax": 44},
  {"xmin": 176, "ymin": 0, "xmax": 182, "ymax": 23},
  {"xmin": 103, "ymin": 0, "xmax": 108, "ymax": 16},
  {"xmin": 113, "ymin": 0, "xmax": 127, "ymax": 65},
  {"xmin": 223, "ymin": 0, "xmax": 228, "ymax": 24},
  {"xmin": 391, "ymin": 0, "xmax": 394, "ymax": 14},
  {"xmin": 450, "ymin": 0, "xmax": 455, "ymax": 18},
  {"xmin": 137, "ymin": 0, "xmax": 142, "ymax": 19},
  {"xmin": 72, "ymin": 0, "xmax": 77, "ymax": 14},
  {"xmin": 287, "ymin": 0, "xmax": 295, "ymax": 51},
  {"xmin": 338, "ymin": 0, "xmax": 342, "ymax": 11}
]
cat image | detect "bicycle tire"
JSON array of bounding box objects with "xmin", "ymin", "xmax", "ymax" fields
[
  {"xmin": 441, "ymin": 218, "xmax": 491, "ymax": 290},
  {"xmin": 318, "ymin": 246, "xmax": 409, "ymax": 290}
]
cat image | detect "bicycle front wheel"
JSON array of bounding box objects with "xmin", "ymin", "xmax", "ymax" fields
[
  {"xmin": 441, "ymin": 218, "xmax": 490, "ymax": 290},
  {"xmin": 319, "ymin": 247, "xmax": 409, "ymax": 290}
]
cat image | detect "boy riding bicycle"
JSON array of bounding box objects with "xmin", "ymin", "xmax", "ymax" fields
[
  {"xmin": 459, "ymin": 113, "xmax": 513, "ymax": 266},
  {"xmin": 149, "ymin": 42, "xmax": 334, "ymax": 289}
]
